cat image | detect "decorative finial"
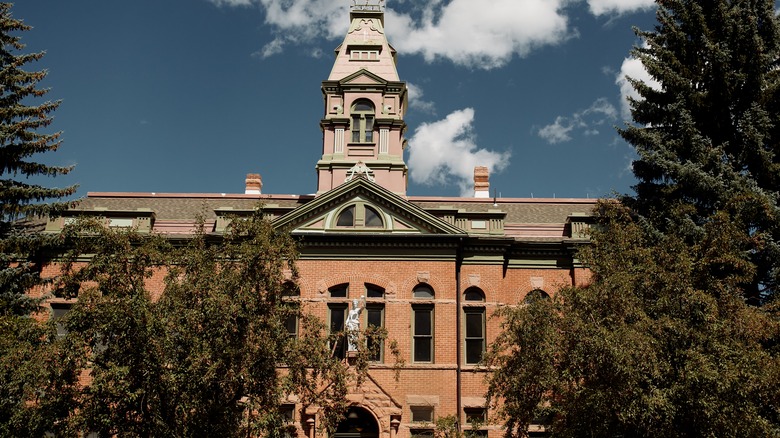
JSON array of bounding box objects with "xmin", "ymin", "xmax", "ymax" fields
[{"xmin": 345, "ymin": 161, "xmax": 376, "ymax": 183}]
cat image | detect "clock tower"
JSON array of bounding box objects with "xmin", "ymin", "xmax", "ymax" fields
[{"xmin": 316, "ymin": 0, "xmax": 409, "ymax": 195}]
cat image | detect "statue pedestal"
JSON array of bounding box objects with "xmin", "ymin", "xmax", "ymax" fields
[{"xmin": 346, "ymin": 350, "xmax": 358, "ymax": 365}]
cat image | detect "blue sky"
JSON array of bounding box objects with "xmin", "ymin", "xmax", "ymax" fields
[{"xmin": 12, "ymin": 1, "xmax": 711, "ymax": 198}]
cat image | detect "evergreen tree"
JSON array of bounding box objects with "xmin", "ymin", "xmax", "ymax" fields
[
  {"xmin": 620, "ymin": 0, "xmax": 780, "ymax": 302},
  {"xmin": 0, "ymin": 4, "xmax": 79, "ymax": 436},
  {"xmin": 0, "ymin": 1, "xmax": 76, "ymax": 315}
]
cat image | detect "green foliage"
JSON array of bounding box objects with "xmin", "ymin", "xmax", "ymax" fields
[
  {"xmin": 486, "ymin": 202, "xmax": 780, "ymax": 437},
  {"xmin": 620, "ymin": 0, "xmax": 780, "ymax": 302},
  {"xmin": 0, "ymin": 4, "xmax": 80, "ymax": 435},
  {"xmin": 0, "ymin": 1, "xmax": 76, "ymax": 316},
  {"xmin": 54, "ymin": 212, "xmax": 351, "ymax": 437},
  {"xmin": 0, "ymin": 315, "xmax": 81, "ymax": 437}
]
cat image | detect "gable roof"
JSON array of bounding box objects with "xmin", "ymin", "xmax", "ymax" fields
[{"xmin": 272, "ymin": 177, "xmax": 466, "ymax": 236}]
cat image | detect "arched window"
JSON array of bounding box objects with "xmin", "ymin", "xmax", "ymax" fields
[
  {"xmin": 365, "ymin": 206, "xmax": 383, "ymax": 227},
  {"xmin": 351, "ymin": 100, "xmax": 375, "ymax": 143},
  {"xmin": 281, "ymin": 282, "xmax": 300, "ymax": 339},
  {"xmin": 463, "ymin": 287, "xmax": 485, "ymax": 365},
  {"xmin": 413, "ymin": 284, "xmax": 434, "ymax": 299},
  {"xmin": 464, "ymin": 287, "xmax": 485, "ymax": 302},
  {"xmin": 363, "ymin": 284, "xmax": 385, "ymax": 362},
  {"xmin": 337, "ymin": 205, "xmax": 356, "ymax": 227},
  {"xmin": 334, "ymin": 203, "xmax": 385, "ymax": 229},
  {"xmin": 412, "ymin": 284, "xmax": 434, "ymax": 363},
  {"xmin": 524, "ymin": 289, "xmax": 550, "ymax": 303}
]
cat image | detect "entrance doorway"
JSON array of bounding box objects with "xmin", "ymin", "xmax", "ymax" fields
[{"xmin": 333, "ymin": 406, "xmax": 379, "ymax": 438}]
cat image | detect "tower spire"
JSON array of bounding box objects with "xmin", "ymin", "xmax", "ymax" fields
[{"xmin": 316, "ymin": 0, "xmax": 408, "ymax": 196}]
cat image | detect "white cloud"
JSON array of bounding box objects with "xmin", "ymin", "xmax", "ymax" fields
[
  {"xmin": 538, "ymin": 117, "xmax": 574, "ymax": 144},
  {"xmin": 387, "ymin": 0, "xmax": 572, "ymax": 68},
  {"xmin": 407, "ymin": 83, "xmax": 436, "ymax": 115},
  {"xmin": 407, "ymin": 108, "xmax": 510, "ymax": 196},
  {"xmin": 615, "ymin": 47, "xmax": 662, "ymax": 120},
  {"xmin": 538, "ymin": 98, "xmax": 618, "ymax": 144},
  {"xmin": 587, "ymin": 0, "xmax": 655, "ymax": 15},
  {"xmin": 209, "ymin": 0, "xmax": 254, "ymax": 6},
  {"xmin": 252, "ymin": 37, "xmax": 284, "ymax": 59},
  {"xmin": 211, "ymin": 0, "xmax": 572, "ymax": 68}
]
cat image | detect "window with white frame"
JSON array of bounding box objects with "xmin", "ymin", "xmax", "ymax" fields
[{"xmin": 350, "ymin": 50, "xmax": 379, "ymax": 60}]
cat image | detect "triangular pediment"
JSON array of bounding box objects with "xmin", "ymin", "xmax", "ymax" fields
[
  {"xmin": 340, "ymin": 69, "xmax": 387, "ymax": 86},
  {"xmin": 272, "ymin": 178, "xmax": 465, "ymax": 236}
]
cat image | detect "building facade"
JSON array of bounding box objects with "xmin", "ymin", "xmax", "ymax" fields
[{"xmin": 45, "ymin": 3, "xmax": 595, "ymax": 437}]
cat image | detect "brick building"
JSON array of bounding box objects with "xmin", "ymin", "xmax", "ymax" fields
[{"xmin": 45, "ymin": 2, "xmax": 595, "ymax": 437}]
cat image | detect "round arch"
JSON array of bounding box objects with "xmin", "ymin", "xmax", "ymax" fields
[{"xmin": 334, "ymin": 406, "xmax": 380, "ymax": 438}]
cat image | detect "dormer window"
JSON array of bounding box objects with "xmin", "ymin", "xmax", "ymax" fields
[{"xmin": 351, "ymin": 100, "xmax": 375, "ymax": 143}]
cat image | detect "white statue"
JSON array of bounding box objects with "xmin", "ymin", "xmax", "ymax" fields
[{"xmin": 345, "ymin": 295, "xmax": 366, "ymax": 351}]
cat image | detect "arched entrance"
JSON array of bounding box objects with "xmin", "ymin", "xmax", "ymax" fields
[{"xmin": 334, "ymin": 406, "xmax": 379, "ymax": 438}]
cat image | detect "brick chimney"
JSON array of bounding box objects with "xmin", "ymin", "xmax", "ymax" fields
[
  {"xmin": 245, "ymin": 173, "xmax": 262, "ymax": 195},
  {"xmin": 473, "ymin": 166, "xmax": 489, "ymax": 198}
]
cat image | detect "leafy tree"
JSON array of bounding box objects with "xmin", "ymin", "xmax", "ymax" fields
[
  {"xmin": 486, "ymin": 202, "xmax": 780, "ymax": 437},
  {"xmin": 0, "ymin": 3, "xmax": 79, "ymax": 435},
  {"xmin": 56, "ymin": 213, "xmax": 351, "ymax": 437},
  {"xmin": 620, "ymin": 0, "xmax": 780, "ymax": 302}
]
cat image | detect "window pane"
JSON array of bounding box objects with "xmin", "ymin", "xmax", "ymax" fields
[
  {"xmin": 411, "ymin": 430, "xmax": 434, "ymax": 438},
  {"xmin": 354, "ymin": 101, "xmax": 374, "ymax": 112},
  {"xmin": 414, "ymin": 337, "xmax": 432, "ymax": 362},
  {"xmin": 330, "ymin": 307, "xmax": 345, "ymax": 332},
  {"xmin": 466, "ymin": 339, "xmax": 483, "ymax": 364},
  {"xmin": 365, "ymin": 206, "xmax": 383, "ymax": 227},
  {"xmin": 411, "ymin": 406, "xmax": 434, "ymax": 423},
  {"xmin": 414, "ymin": 309, "xmax": 432, "ymax": 336},
  {"xmin": 282, "ymin": 282, "xmax": 300, "ymax": 297},
  {"xmin": 464, "ymin": 408, "xmax": 486, "ymax": 423},
  {"xmin": 465, "ymin": 312, "xmax": 483, "ymax": 338},
  {"xmin": 366, "ymin": 284, "xmax": 384, "ymax": 298},
  {"xmin": 51, "ymin": 303, "xmax": 72, "ymax": 337},
  {"xmin": 329, "ymin": 284, "xmax": 348, "ymax": 298},
  {"xmin": 337, "ymin": 206, "xmax": 355, "ymax": 227},
  {"xmin": 464, "ymin": 287, "xmax": 485, "ymax": 301},
  {"xmin": 284, "ymin": 313, "xmax": 298, "ymax": 339},
  {"xmin": 329, "ymin": 305, "xmax": 346, "ymax": 359},
  {"xmin": 367, "ymin": 308, "xmax": 382, "ymax": 327},
  {"xmin": 367, "ymin": 306, "xmax": 383, "ymax": 361},
  {"xmin": 413, "ymin": 285, "xmax": 434, "ymax": 299}
]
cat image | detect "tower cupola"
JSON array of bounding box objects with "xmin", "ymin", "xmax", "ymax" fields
[{"xmin": 316, "ymin": 0, "xmax": 409, "ymax": 196}]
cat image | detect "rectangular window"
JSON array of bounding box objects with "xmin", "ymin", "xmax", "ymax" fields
[
  {"xmin": 464, "ymin": 407, "xmax": 486, "ymax": 424},
  {"xmin": 464, "ymin": 308, "xmax": 485, "ymax": 364},
  {"xmin": 280, "ymin": 404, "xmax": 296, "ymax": 438},
  {"xmin": 108, "ymin": 217, "xmax": 134, "ymax": 228},
  {"xmin": 412, "ymin": 305, "xmax": 433, "ymax": 363},
  {"xmin": 366, "ymin": 304, "xmax": 384, "ymax": 362},
  {"xmin": 50, "ymin": 302, "xmax": 73, "ymax": 337},
  {"xmin": 364, "ymin": 116, "xmax": 374, "ymax": 142},
  {"xmin": 464, "ymin": 408, "xmax": 488, "ymax": 438},
  {"xmin": 411, "ymin": 430, "xmax": 434, "ymax": 438},
  {"xmin": 411, "ymin": 406, "xmax": 434, "ymax": 423},
  {"xmin": 283, "ymin": 306, "xmax": 298, "ymax": 340},
  {"xmin": 351, "ymin": 116, "xmax": 361, "ymax": 142},
  {"xmin": 329, "ymin": 304, "xmax": 347, "ymax": 359},
  {"xmin": 350, "ymin": 50, "xmax": 379, "ymax": 60},
  {"xmin": 464, "ymin": 430, "xmax": 488, "ymax": 438}
]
